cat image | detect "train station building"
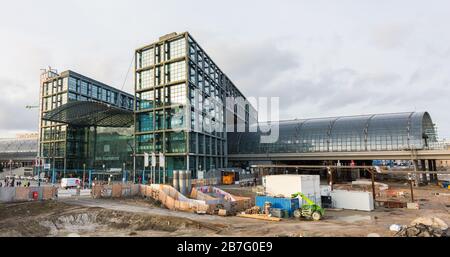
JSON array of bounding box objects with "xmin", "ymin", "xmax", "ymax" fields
[{"xmin": 29, "ymin": 32, "xmax": 449, "ymax": 183}]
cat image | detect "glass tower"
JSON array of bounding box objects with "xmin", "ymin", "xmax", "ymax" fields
[
  {"xmin": 39, "ymin": 69, "xmax": 135, "ymax": 173},
  {"xmin": 135, "ymin": 32, "xmax": 257, "ymax": 179}
]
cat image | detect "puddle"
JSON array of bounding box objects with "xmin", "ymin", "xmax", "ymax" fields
[{"xmin": 335, "ymin": 215, "xmax": 372, "ymax": 223}]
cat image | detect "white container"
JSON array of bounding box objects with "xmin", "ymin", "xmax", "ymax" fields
[
  {"xmin": 264, "ymin": 175, "xmax": 320, "ymax": 200},
  {"xmin": 330, "ymin": 190, "xmax": 374, "ymax": 211}
]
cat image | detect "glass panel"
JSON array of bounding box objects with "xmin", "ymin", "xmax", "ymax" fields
[
  {"xmin": 165, "ymin": 83, "xmax": 186, "ymax": 106},
  {"xmin": 165, "ymin": 132, "xmax": 186, "ymax": 153},
  {"xmin": 141, "ymin": 48, "xmax": 154, "ymax": 68}
]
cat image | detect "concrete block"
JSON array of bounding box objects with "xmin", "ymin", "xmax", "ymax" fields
[
  {"xmin": 330, "ymin": 190, "xmax": 374, "ymax": 211},
  {"xmin": 0, "ymin": 187, "xmax": 16, "ymax": 202},
  {"xmin": 407, "ymin": 202, "xmax": 420, "ymax": 210}
]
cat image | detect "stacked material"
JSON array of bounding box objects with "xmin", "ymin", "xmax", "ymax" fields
[{"xmin": 244, "ymin": 206, "xmax": 261, "ymax": 214}]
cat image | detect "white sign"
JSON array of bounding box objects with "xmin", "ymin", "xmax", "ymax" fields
[
  {"xmin": 144, "ymin": 152, "xmax": 149, "ymax": 167},
  {"xmin": 151, "ymin": 152, "xmax": 157, "ymax": 167},
  {"xmin": 159, "ymin": 152, "xmax": 165, "ymax": 167},
  {"xmin": 44, "ymin": 163, "xmax": 51, "ymax": 170}
]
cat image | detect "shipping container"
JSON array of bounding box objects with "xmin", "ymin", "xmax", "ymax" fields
[{"xmin": 255, "ymin": 196, "xmax": 299, "ymax": 217}]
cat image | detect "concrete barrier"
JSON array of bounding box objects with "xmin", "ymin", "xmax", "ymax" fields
[{"xmin": 0, "ymin": 187, "xmax": 16, "ymax": 202}]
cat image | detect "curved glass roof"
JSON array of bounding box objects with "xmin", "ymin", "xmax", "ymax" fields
[
  {"xmin": 43, "ymin": 101, "xmax": 134, "ymax": 127},
  {"xmin": 0, "ymin": 138, "xmax": 37, "ymax": 160},
  {"xmin": 228, "ymin": 112, "xmax": 438, "ymax": 154}
]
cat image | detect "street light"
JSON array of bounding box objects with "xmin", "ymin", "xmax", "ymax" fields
[{"xmin": 122, "ymin": 162, "xmax": 126, "ymax": 184}]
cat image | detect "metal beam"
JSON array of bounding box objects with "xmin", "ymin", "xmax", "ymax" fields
[{"xmin": 229, "ymin": 149, "xmax": 450, "ymax": 161}]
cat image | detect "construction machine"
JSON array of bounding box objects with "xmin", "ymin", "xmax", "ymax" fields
[{"xmin": 291, "ymin": 192, "xmax": 324, "ymax": 221}]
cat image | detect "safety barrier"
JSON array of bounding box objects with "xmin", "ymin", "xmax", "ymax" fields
[{"xmin": 0, "ymin": 186, "xmax": 57, "ymax": 203}]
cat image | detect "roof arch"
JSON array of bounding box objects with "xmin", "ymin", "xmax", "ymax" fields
[{"xmin": 229, "ymin": 111, "xmax": 438, "ymax": 154}]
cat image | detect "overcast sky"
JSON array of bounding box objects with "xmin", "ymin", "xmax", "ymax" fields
[{"xmin": 0, "ymin": 0, "xmax": 449, "ymax": 139}]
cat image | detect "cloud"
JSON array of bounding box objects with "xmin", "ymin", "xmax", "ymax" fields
[
  {"xmin": 0, "ymin": 78, "xmax": 39, "ymax": 134},
  {"xmin": 370, "ymin": 23, "xmax": 413, "ymax": 49}
]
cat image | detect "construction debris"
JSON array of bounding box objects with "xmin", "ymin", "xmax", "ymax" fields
[
  {"xmin": 395, "ymin": 217, "xmax": 449, "ymax": 237},
  {"xmin": 236, "ymin": 213, "xmax": 281, "ymax": 222},
  {"xmin": 244, "ymin": 206, "xmax": 260, "ymax": 214},
  {"xmin": 218, "ymin": 209, "xmax": 227, "ymax": 216},
  {"xmin": 376, "ymin": 200, "xmax": 407, "ymax": 208}
]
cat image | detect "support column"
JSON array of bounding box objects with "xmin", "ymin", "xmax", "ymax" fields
[
  {"xmin": 427, "ymin": 160, "xmax": 434, "ymax": 183},
  {"xmin": 432, "ymin": 160, "xmax": 439, "ymax": 184},
  {"xmin": 420, "ymin": 160, "xmax": 428, "ymax": 185},
  {"xmin": 413, "ymin": 160, "xmax": 420, "ymax": 187}
]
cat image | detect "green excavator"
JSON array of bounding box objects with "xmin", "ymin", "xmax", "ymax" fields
[{"xmin": 291, "ymin": 192, "xmax": 325, "ymax": 221}]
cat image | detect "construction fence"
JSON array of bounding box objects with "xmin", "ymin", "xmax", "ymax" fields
[
  {"xmin": 0, "ymin": 186, "xmax": 57, "ymax": 203},
  {"xmin": 90, "ymin": 183, "xmax": 251, "ymax": 215}
]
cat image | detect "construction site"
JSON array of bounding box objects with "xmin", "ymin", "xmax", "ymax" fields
[
  {"xmin": 1, "ymin": 164, "xmax": 449, "ymax": 237},
  {"xmin": 0, "ymin": 30, "xmax": 449, "ymax": 238}
]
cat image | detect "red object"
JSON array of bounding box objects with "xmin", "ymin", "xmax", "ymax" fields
[{"xmin": 32, "ymin": 191, "xmax": 39, "ymax": 200}]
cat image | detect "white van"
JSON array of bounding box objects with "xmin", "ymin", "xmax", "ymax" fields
[{"xmin": 61, "ymin": 178, "xmax": 81, "ymax": 189}]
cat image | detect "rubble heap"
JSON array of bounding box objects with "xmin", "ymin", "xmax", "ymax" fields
[{"xmin": 395, "ymin": 217, "xmax": 449, "ymax": 237}]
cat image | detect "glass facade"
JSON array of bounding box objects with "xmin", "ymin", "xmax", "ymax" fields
[
  {"xmin": 228, "ymin": 112, "xmax": 438, "ymax": 154},
  {"xmin": 135, "ymin": 32, "xmax": 257, "ymax": 178},
  {"xmin": 39, "ymin": 70, "xmax": 135, "ymax": 171}
]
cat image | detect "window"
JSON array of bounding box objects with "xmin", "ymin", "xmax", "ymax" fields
[
  {"xmin": 140, "ymin": 48, "xmax": 154, "ymax": 68},
  {"xmin": 168, "ymin": 38, "xmax": 186, "ymax": 60},
  {"xmin": 80, "ymin": 81, "xmax": 88, "ymax": 95},
  {"xmin": 165, "ymin": 61, "xmax": 186, "ymax": 83},
  {"xmin": 106, "ymin": 90, "xmax": 111, "ymax": 102},
  {"xmin": 137, "ymin": 134, "xmax": 154, "ymax": 153},
  {"xmin": 68, "ymin": 77, "xmax": 77, "ymax": 92},
  {"xmin": 68, "ymin": 92, "xmax": 77, "ymax": 101},
  {"xmin": 101, "ymin": 88, "xmax": 107, "ymax": 101},
  {"xmin": 138, "ymin": 90, "xmax": 154, "ymax": 109},
  {"xmin": 155, "ymin": 110, "xmax": 164, "ymax": 130},
  {"xmin": 165, "ymin": 132, "xmax": 186, "ymax": 153},
  {"xmin": 165, "ymin": 84, "xmax": 186, "ymax": 106},
  {"xmin": 139, "ymin": 69, "xmax": 154, "ymax": 89},
  {"xmin": 62, "ymin": 78, "xmax": 68, "ymax": 91},
  {"xmin": 138, "ymin": 113, "xmax": 153, "ymax": 132},
  {"xmin": 189, "ymin": 63, "xmax": 196, "ymax": 83},
  {"xmin": 91, "ymin": 85, "xmax": 98, "ymax": 99},
  {"xmin": 165, "ymin": 107, "xmax": 185, "ymax": 129}
]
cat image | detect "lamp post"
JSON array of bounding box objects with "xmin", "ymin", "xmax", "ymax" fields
[
  {"xmin": 103, "ymin": 164, "xmax": 106, "ymax": 182},
  {"xmin": 122, "ymin": 162, "xmax": 126, "ymax": 184},
  {"xmin": 82, "ymin": 163, "xmax": 86, "ymax": 189}
]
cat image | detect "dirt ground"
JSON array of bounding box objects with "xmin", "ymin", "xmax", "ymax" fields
[{"xmin": 0, "ymin": 183, "xmax": 449, "ymax": 237}]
